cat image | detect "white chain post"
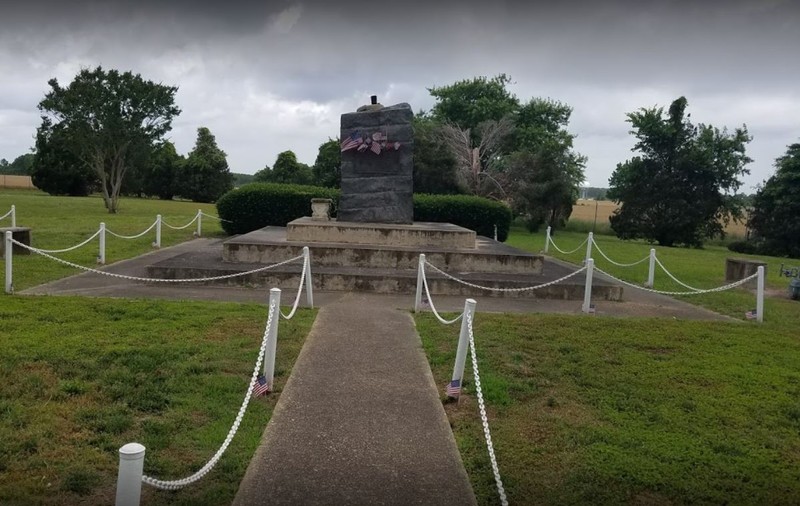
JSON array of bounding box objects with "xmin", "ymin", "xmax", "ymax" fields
[
  {"xmin": 646, "ymin": 248, "xmax": 656, "ymax": 287},
  {"xmin": 493, "ymin": 224, "xmax": 498, "ymax": 241},
  {"xmin": 196, "ymin": 209, "xmax": 202, "ymax": 237},
  {"xmin": 10, "ymin": 204, "xmax": 15, "ymax": 228},
  {"xmin": 264, "ymin": 288, "xmax": 281, "ymax": 391},
  {"xmin": 756, "ymin": 266, "xmax": 764, "ymax": 323},
  {"xmin": 414, "ymin": 254, "xmax": 426, "ymax": 312},
  {"xmin": 582, "ymin": 258, "xmax": 594, "ymax": 313},
  {"xmin": 115, "ymin": 443, "xmax": 145, "ymax": 506},
  {"xmin": 544, "ymin": 226, "xmax": 551, "ymax": 253},
  {"xmin": 98, "ymin": 222, "xmax": 106, "ymax": 265},
  {"xmin": 5, "ymin": 231, "xmax": 12, "ymax": 294},
  {"xmin": 449, "ymin": 298, "xmax": 476, "ymax": 398},
  {"xmin": 303, "ymin": 246, "xmax": 313, "ymax": 308},
  {"xmin": 154, "ymin": 215, "xmax": 162, "ymax": 248},
  {"xmin": 585, "ymin": 232, "xmax": 594, "ymax": 264}
]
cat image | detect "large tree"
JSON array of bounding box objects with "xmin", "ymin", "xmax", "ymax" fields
[
  {"xmin": 0, "ymin": 153, "xmax": 35, "ymax": 175},
  {"xmin": 412, "ymin": 116, "xmax": 462, "ymax": 195},
  {"xmin": 748, "ymin": 143, "xmax": 800, "ymax": 257},
  {"xmin": 312, "ymin": 139, "xmax": 341, "ymax": 188},
  {"xmin": 36, "ymin": 66, "xmax": 179, "ymax": 212},
  {"xmin": 143, "ymin": 141, "xmax": 184, "ymax": 200},
  {"xmin": 178, "ymin": 127, "xmax": 234, "ymax": 202},
  {"xmin": 254, "ymin": 151, "xmax": 312, "ymax": 185},
  {"xmin": 608, "ymin": 97, "xmax": 751, "ymax": 247},
  {"xmin": 31, "ymin": 119, "xmax": 97, "ymax": 196}
]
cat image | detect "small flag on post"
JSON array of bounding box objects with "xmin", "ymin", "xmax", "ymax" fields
[
  {"xmin": 253, "ymin": 374, "xmax": 270, "ymax": 396},
  {"xmin": 745, "ymin": 309, "xmax": 757, "ymax": 320},
  {"xmin": 446, "ymin": 379, "xmax": 461, "ymax": 398}
]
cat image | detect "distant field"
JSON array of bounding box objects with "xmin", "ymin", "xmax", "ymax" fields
[{"xmin": 572, "ymin": 199, "xmax": 748, "ymax": 237}]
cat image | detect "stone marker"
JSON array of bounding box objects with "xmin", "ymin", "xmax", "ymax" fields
[
  {"xmin": 725, "ymin": 257, "xmax": 766, "ymax": 288},
  {"xmin": 338, "ymin": 98, "xmax": 413, "ymax": 224},
  {"xmin": 0, "ymin": 227, "xmax": 31, "ymax": 256}
]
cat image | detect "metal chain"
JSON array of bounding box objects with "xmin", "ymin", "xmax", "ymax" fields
[
  {"xmin": 590, "ymin": 238, "xmax": 649, "ymax": 267},
  {"xmin": 199, "ymin": 211, "xmax": 232, "ymax": 223},
  {"xmin": 594, "ymin": 265, "xmax": 759, "ymax": 295},
  {"xmin": 32, "ymin": 228, "xmax": 102, "ymax": 253},
  {"xmin": 106, "ymin": 219, "xmax": 158, "ymax": 239},
  {"xmin": 654, "ymin": 256, "xmax": 703, "ymax": 292},
  {"xmin": 280, "ymin": 253, "xmax": 307, "ymax": 320},
  {"xmin": 425, "ymin": 260, "xmax": 588, "ymax": 292},
  {"xmin": 421, "ymin": 264, "xmax": 463, "ymax": 325},
  {"xmin": 466, "ymin": 312, "xmax": 508, "ymax": 506},
  {"xmin": 548, "ymin": 235, "xmax": 587, "ymax": 255},
  {"xmin": 11, "ymin": 238, "xmax": 303, "ymax": 283},
  {"xmin": 162, "ymin": 214, "xmax": 199, "ymax": 230},
  {"xmin": 0, "ymin": 207, "xmax": 12, "ymax": 220},
  {"xmin": 142, "ymin": 301, "xmax": 277, "ymax": 490}
]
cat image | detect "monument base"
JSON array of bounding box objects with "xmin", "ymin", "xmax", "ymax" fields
[{"xmin": 286, "ymin": 217, "xmax": 476, "ymax": 249}]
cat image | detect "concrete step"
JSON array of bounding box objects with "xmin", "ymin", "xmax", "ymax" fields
[
  {"xmin": 286, "ymin": 217, "xmax": 476, "ymax": 248},
  {"xmin": 223, "ymin": 227, "xmax": 542, "ymax": 275}
]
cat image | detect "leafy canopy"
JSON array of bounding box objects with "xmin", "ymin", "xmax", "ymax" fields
[{"xmin": 178, "ymin": 127, "xmax": 233, "ymax": 203}]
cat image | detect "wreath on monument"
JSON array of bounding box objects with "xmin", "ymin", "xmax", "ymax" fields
[{"xmin": 340, "ymin": 130, "xmax": 401, "ymax": 155}]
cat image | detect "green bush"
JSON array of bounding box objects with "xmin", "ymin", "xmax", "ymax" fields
[
  {"xmin": 216, "ymin": 183, "xmax": 339, "ymax": 234},
  {"xmin": 727, "ymin": 240, "xmax": 760, "ymax": 255},
  {"xmin": 413, "ymin": 193, "xmax": 512, "ymax": 241},
  {"xmin": 216, "ymin": 184, "xmax": 513, "ymax": 241}
]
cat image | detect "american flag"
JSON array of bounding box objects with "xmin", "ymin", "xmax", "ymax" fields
[
  {"xmin": 446, "ymin": 379, "xmax": 461, "ymax": 398},
  {"xmin": 253, "ymin": 374, "xmax": 270, "ymax": 396},
  {"xmin": 745, "ymin": 309, "xmax": 757, "ymax": 320},
  {"xmin": 370, "ymin": 141, "xmax": 382, "ymax": 154},
  {"xmin": 340, "ymin": 132, "xmax": 362, "ymax": 152}
]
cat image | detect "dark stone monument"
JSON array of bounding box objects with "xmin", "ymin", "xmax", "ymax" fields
[{"xmin": 338, "ymin": 97, "xmax": 413, "ymax": 224}]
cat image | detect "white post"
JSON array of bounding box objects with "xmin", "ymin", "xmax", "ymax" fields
[
  {"xmin": 196, "ymin": 209, "xmax": 202, "ymax": 237},
  {"xmin": 155, "ymin": 215, "xmax": 162, "ymax": 248},
  {"xmin": 646, "ymin": 248, "xmax": 656, "ymax": 288},
  {"xmin": 493, "ymin": 224, "xmax": 498, "ymax": 241},
  {"xmin": 585, "ymin": 232, "xmax": 594, "ymax": 264},
  {"xmin": 414, "ymin": 254, "xmax": 426, "ymax": 313},
  {"xmin": 544, "ymin": 226, "xmax": 551, "ymax": 253},
  {"xmin": 264, "ymin": 288, "xmax": 281, "ymax": 391},
  {"xmin": 303, "ymin": 246, "xmax": 314, "ymax": 308},
  {"xmin": 10, "ymin": 205, "xmax": 15, "ymax": 228},
  {"xmin": 756, "ymin": 266, "xmax": 764, "ymax": 323},
  {"xmin": 582, "ymin": 258, "xmax": 594, "ymax": 313},
  {"xmin": 98, "ymin": 222, "xmax": 106, "ymax": 265},
  {"xmin": 4, "ymin": 231, "xmax": 12, "ymax": 294},
  {"xmin": 449, "ymin": 298, "xmax": 476, "ymax": 398},
  {"xmin": 115, "ymin": 442, "xmax": 145, "ymax": 506}
]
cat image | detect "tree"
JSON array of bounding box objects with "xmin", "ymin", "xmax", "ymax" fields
[
  {"xmin": 31, "ymin": 119, "xmax": 97, "ymax": 196},
  {"xmin": 412, "ymin": 116, "xmax": 462, "ymax": 195},
  {"xmin": 178, "ymin": 127, "xmax": 234, "ymax": 202},
  {"xmin": 143, "ymin": 141, "xmax": 183, "ymax": 200},
  {"xmin": 312, "ymin": 139, "xmax": 341, "ymax": 188},
  {"xmin": 428, "ymin": 74, "xmax": 519, "ymax": 136},
  {"xmin": 748, "ymin": 143, "xmax": 800, "ymax": 257},
  {"xmin": 0, "ymin": 154, "xmax": 35, "ymax": 175},
  {"xmin": 254, "ymin": 151, "xmax": 312, "ymax": 185},
  {"xmin": 36, "ymin": 66, "xmax": 179, "ymax": 212},
  {"xmin": 608, "ymin": 97, "xmax": 752, "ymax": 247}
]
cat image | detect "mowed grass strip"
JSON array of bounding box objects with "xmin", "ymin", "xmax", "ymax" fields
[
  {"xmin": 0, "ymin": 189, "xmax": 225, "ymax": 291},
  {"xmin": 0, "ymin": 296, "xmax": 315, "ymax": 505},
  {"xmin": 417, "ymin": 312, "xmax": 800, "ymax": 505}
]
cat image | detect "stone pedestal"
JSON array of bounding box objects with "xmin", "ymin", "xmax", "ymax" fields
[
  {"xmin": 0, "ymin": 227, "xmax": 32, "ymax": 255},
  {"xmin": 339, "ymin": 103, "xmax": 414, "ymax": 224},
  {"xmin": 725, "ymin": 258, "xmax": 766, "ymax": 288}
]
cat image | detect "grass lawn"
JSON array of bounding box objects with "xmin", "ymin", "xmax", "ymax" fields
[
  {"xmin": 0, "ymin": 296, "xmax": 315, "ymax": 505},
  {"xmin": 0, "ymin": 189, "xmax": 226, "ymax": 291},
  {"xmin": 416, "ymin": 227, "xmax": 800, "ymax": 504}
]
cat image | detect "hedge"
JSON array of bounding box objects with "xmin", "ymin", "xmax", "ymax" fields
[{"xmin": 216, "ymin": 183, "xmax": 512, "ymax": 241}]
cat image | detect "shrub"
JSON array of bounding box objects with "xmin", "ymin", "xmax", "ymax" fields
[
  {"xmin": 216, "ymin": 184, "xmax": 513, "ymax": 241},
  {"xmin": 413, "ymin": 194, "xmax": 512, "ymax": 241},
  {"xmin": 727, "ymin": 240, "xmax": 760, "ymax": 255}
]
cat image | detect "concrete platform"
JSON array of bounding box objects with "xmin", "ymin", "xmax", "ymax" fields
[
  {"xmin": 286, "ymin": 217, "xmax": 477, "ymax": 249},
  {"xmin": 0, "ymin": 226, "xmax": 31, "ymax": 255}
]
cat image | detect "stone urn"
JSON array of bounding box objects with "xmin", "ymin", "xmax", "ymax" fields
[{"xmin": 311, "ymin": 198, "xmax": 332, "ymax": 221}]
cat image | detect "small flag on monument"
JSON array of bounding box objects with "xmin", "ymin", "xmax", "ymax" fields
[
  {"xmin": 340, "ymin": 131, "xmax": 362, "ymax": 152},
  {"xmin": 446, "ymin": 379, "xmax": 461, "ymax": 398},
  {"xmin": 745, "ymin": 309, "xmax": 757, "ymax": 320},
  {"xmin": 253, "ymin": 374, "xmax": 270, "ymax": 396}
]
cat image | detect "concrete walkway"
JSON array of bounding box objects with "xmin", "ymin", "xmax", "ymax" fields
[{"xmin": 233, "ymin": 293, "xmax": 476, "ymax": 505}]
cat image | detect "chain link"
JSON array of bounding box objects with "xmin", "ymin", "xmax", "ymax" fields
[
  {"xmin": 106, "ymin": 219, "xmax": 158, "ymax": 239},
  {"xmin": 11, "ymin": 238, "xmax": 303, "ymax": 283},
  {"xmin": 280, "ymin": 253, "xmax": 307, "ymax": 320},
  {"xmin": 465, "ymin": 312, "xmax": 508, "ymax": 506},
  {"xmin": 548, "ymin": 235, "xmax": 587, "ymax": 255},
  {"xmin": 32, "ymin": 228, "xmax": 102, "ymax": 253},
  {"xmin": 594, "ymin": 265, "xmax": 758, "ymax": 295},
  {"xmin": 142, "ymin": 301, "xmax": 277, "ymax": 489},
  {"xmin": 199, "ymin": 211, "xmax": 232, "ymax": 223},
  {"xmin": 162, "ymin": 214, "xmax": 199, "ymax": 230},
  {"xmin": 0, "ymin": 207, "xmax": 12, "ymax": 221},
  {"xmin": 590, "ymin": 238, "xmax": 650, "ymax": 267},
  {"xmin": 425, "ymin": 260, "xmax": 588, "ymax": 292},
  {"xmin": 654, "ymin": 256, "xmax": 703, "ymax": 292},
  {"xmin": 420, "ymin": 264, "xmax": 463, "ymax": 325}
]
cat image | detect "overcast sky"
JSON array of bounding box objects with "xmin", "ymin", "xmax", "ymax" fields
[{"xmin": 1, "ymin": 0, "xmax": 798, "ymax": 190}]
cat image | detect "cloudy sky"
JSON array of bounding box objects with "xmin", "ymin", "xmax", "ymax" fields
[{"xmin": 1, "ymin": 0, "xmax": 798, "ymax": 190}]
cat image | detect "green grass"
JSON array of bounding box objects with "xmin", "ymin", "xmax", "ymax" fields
[
  {"xmin": 0, "ymin": 189, "xmax": 226, "ymax": 290},
  {"xmin": 0, "ymin": 296, "xmax": 315, "ymax": 505}
]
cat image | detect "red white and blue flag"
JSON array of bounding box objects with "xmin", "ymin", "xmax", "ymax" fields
[
  {"xmin": 745, "ymin": 309, "xmax": 757, "ymax": 320},
  {"xmin": 253, "ymin": 374, "xmax": 270, "ymax": 396},
  {"xmin": 446, "ymin": 379, "xmax": 461, "ymax": 398},
  {"xmin": 340, "ymin": 132, "xmax": 362, "ymax": 152}
]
